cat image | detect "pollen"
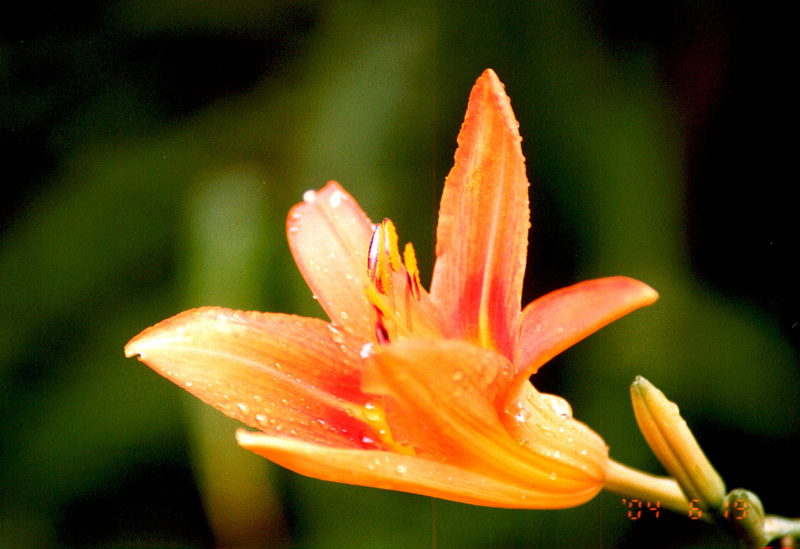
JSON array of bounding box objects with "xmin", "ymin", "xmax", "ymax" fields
[{"xmin": 403, "ymin": 243, "xmax": 421, "ymax": 301}]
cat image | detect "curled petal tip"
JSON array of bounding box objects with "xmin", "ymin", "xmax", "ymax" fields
[{"xmin": 516, "ymin": 276, "xmax": 660, "ymax": 377}]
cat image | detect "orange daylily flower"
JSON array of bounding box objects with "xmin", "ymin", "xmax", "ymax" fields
[{"xmin": 125, "ymin": 69, "xmax": 658, "ymax": 508}]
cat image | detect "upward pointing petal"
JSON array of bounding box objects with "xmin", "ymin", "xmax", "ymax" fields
[
  {"xmin": 430, "ymin": 69, "xmax": 530, "ymax": 359},
  {"xmin": 288, "ymin": 182, "xmax": 375, "ymax": 336}
]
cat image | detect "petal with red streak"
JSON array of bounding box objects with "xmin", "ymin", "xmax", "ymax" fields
[
  {"xmin": 125, "ymin": 307, "xmax": 383, "ymax": 449},
  {"xmin": 430, "ymin": 69, "xmax": 529, "ymax": 359},
  {"xmin": 287, "ymin": 182, "xmax": 376, "ymax": 336},
  {"xmin": 516, "ymin": 277, "xmax": 659, "ymax": 378},
  {"xmin": 237, "ymin": 431, "xmax": 600, "ymax": 509}
]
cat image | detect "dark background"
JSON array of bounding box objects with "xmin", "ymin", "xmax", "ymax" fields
[{"xmin": 2, "ymin": 0, "xmax": 797, "ymax": 546}]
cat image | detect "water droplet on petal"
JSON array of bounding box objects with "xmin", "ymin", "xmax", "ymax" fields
[
  {"xmin": 396, "ymin": 465, "xmax": 407, "ymax": 474},
  {"xmin": 237, "ymin": 402, "xmax": 250, "ymax": 415},
  {"xmin": 327, "ymin": 324, "xmax": 345, "ymax": 344},
  {"xmin": 329, "ymin": 190, "xmax": 343, "ymax": 208},
  {"xmin": 359, "ymin": 343, "xmax": 374, "ymax": 358},
  {"xmin": 303, "ymin": 190, "xmax": 317, "ymax": 203},
  {"xmin": 542, "ymin": 393, "xmax": 573, "ymax": 419}
]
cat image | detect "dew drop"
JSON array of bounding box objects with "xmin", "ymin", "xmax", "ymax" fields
[
  {"xmin": 340, "ymin": 311, "xmax": 349, "ymax": 321},
  {"xmin": 549, "ymin": 472, "xmax": 557, "ymax": 481},
  {"xmin": 327, "ymin": 324, "xmax": 345, "ymax": 344},
  {"xmin": 303, "ymin": 189, "xmax": 317, "ymax": 203},
  {"xmin": 364, "ymin": 402, "xmax": 381, "ymax": 422},
  {"xmin": 359, "ymin": 343, "xmax": 374, "ymax": 358},
  {"xmin": 396, "ymin": 465, "xmax": 407, "ymax": 474},
  {"xmin": 255, "ymin": 413, "xmax": 267, "ymax": 425},
  {"xmin": 237, "ymin": 402, "xmax": 250, "ymax": 415},
  {"xmin": 542, "ymin": 393, "xmax": 573, "ymax": 419},
  {"xmin": 329, "ymin": 190, "xmax": 343, "ymax": 208}
]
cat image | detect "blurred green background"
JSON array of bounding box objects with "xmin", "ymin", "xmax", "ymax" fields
[{"xmin": 1, "ymin": 0, "xmax": 797, "ymax": 547}]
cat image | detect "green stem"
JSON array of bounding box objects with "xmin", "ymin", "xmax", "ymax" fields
[
  {"xmin": 764, "ymin": 516, "xmax": 800, "ymax": 546},
  {"xmin": 604, "ymin": 459, "xmax": 710, "ymax": 522}
]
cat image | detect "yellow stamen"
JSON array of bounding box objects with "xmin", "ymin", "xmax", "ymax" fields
[
  {"xmin": 365, "ymin": 284, "xmax": 394, "ymax": 323},
  {"xmin": 368, "ymin": 219, "xmax": 403, "ymax": 296},
  {"xmin": 384, "ymin": 219, "xmax": 402, "ymax": 271},
  {"xmin": 403, "ymin": 242, "xmax": 421, "ymax": 301}
]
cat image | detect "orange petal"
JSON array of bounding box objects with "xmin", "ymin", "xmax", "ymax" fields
[
  {"xmin": 430, "ymin": 69, "xmax": 530, "ymax": 359},
  {"xmin": 125, "ymin": 307, "xmax": 386, "ymax": 449},
  {"xmin": 287, "ymin": 182, "xmax": 375, "ymax": 336},
  {"xmin": 237, "ymin": 431, "xmax": 599, "ymax": 509},
  {"xmin": 516, "ymin": 277, "xmax": 659, "ymax": 378},
  {"xmin": 365, "ymin": 339, "xmax": 605, "ymax": 504}
]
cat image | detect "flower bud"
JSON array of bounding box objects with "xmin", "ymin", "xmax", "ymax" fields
[
  {"xmin": 722, "ymin": 488, "xmax": 766, "ymax": 547},
  {"xmin": 630, "ymin": 376, "xmax": 726, "ymax": 511}
]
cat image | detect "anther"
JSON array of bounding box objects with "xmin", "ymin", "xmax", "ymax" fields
[
  {"xmin": 403, "ymin": 242, "xmax": 421, "ymax": 301},
  {"xmin": 375, "ymin": 314, "xmax": 390, "ymax": 344}
]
